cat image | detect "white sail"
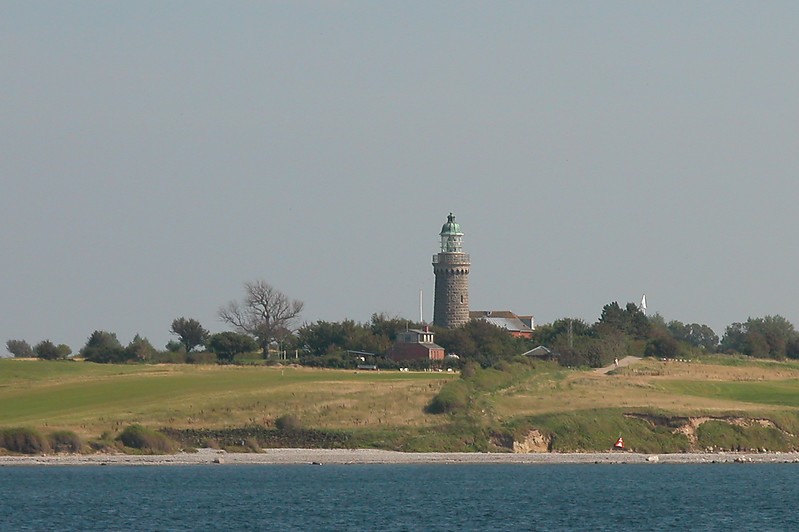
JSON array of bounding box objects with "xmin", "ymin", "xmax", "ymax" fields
[{"xmin": 640, "ymin": 294, "xmax": 647, "ymax": 314}]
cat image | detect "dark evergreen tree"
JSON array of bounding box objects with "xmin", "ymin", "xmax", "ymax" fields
[{"xmin": 80, "ymin": 331, "xmax": 128, "ymax": 363}]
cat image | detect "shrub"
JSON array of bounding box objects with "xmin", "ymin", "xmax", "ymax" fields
[
  {"xmin": 118, "ymin": 425, "xmax": 177, "ymax": 454},
  {"xmin": 461, "ymin": 361, "xmax": 478, "ymax": 379},
  {"xmin": 233, "ymin": 352, "xmax": 265, "ymax": 365},
  {"xmin": 89, "ymin": 431, "xmax": 119, "ymax": 452},
  {"xmin": 244, "ymin": 437, "xmax": 262, "ymax": 452},
  {"xmin": 203, "ymin": 438, "xmax": 221, "ymax": 449},
  {"xmin": 0, "ymin": 427, "xmax": 51, "ymax": 454},
  {"xmin": 48, "ymin": 430, "xmax": 83, "ymax": 453},
  {"xmin": 149, "ymin": 351, "xmax": 188, "ymax": 364},
  {"xmin": 426, "ymin": 380, "xmax": 471, "ymax": 414},
  {"xmin": 275, "ymin": 414, "xmax": 302, "ymax": 432},
  {"xmin": 187, "ymin": 351, "xmax": 218, "ymax": 364}
]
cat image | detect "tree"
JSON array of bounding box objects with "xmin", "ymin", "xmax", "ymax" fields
[
  {"xmin": 434, "ymin": 320, "xmax": 528, "ymax": 368},
  {"xmin": 668, "ymin": 321, "xmax": 718, "ymax": 351},
  {"xmin": 598, "ymin": 302, "xmax": 626, "ymax": 331},
  {"xmin": 294, "ymin": 318, "xmax": 397, "ymax": 358},
  {"xmin": 33, "ymin": 340, "xmax": 62, "ymax": 360},
  {"xmin": 219, "ymin": 280, "xmax": 304, "ymax": 356},
  {"xmin": 170, "ymin": 317, "xmax": 209, "ymax": 353},
  {"xmin": 720, "ymin": 316, "xmax": 798, "ymax": 359},
  {"xmin": 56, "ymin": 344, "xmax": 72, "ymax": 358},
  {"xmin": 625, "ymin": 302, "xmax": 652, "ymax": 339},
  {"xmin": 80, "ymin": 330, "xmax": 127, "ymax": 363},
  {"xmin": 369, "ymin": 313, "xmax": 420, "ymax": 343},
  {"xmin": 165, "ymin": 340, "xmax": 186, "ymax": 353},
  {"xmin": 126, "ymin": 334, "xmax": 157, "ymax": 361},
  {"xmin": 296, "ymin": 320, "xmax": 350, "ymax": 357},
  {"xmin": 6, "ymin": 339, "xmax": 34, "ymax": 358},
  {"xmin": 206, "ymin": 331, "xmax": 258, "ymax": 362},
  {"xmin": 533, "ymin": 318, "xmax": 592, "ymax": 348},
  {"xmin": 644, "ymin": 333, "xmax": 681, "ymax": 359},
  {"xmin": 597, "ymin": 301, "xmax": 650, "ymax": 339}
]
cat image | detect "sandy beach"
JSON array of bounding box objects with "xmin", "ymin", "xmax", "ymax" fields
[{"xmin": 2, "ymin": 448, "xmax": 799, "ymax": 466}]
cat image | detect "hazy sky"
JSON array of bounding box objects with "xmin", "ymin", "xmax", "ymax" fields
[{"xmin": 4, "ymin": 2, "xmax": 799, "ymax": 353}]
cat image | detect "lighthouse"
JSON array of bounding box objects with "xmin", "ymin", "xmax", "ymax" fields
[{"xmin": 433, "ymin": 213, "xmax": 470, "ymax": 328}]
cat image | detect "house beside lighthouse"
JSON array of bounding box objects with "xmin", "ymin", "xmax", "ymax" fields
[{"xmin": 433, "ymin": 213, "xmax": 470, "ymax": 328}]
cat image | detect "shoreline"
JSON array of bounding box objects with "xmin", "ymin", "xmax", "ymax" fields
[{"xmin": 3, "ymin": 448, "xmax": 799, "ymax": 466}]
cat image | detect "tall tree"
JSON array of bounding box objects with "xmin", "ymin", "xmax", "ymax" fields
[
  {"xmin": 170, "ymin": 317, "xmax": 209, "ymax": 353},
  {"xmin": 219, "ymin": 280, "xmax": 304, "ymax": 356},
  {"xmin": 6, "ymin": 339, "xmax": 34, "ymax": 358},
  {"xmin": 597, "ymin": 301, "xmax": 650, "ymax": 338},
  {"xmin": 598, "ymin": 302, "xmax": 626, "ymax": 331}
]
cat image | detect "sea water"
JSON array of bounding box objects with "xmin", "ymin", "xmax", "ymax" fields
[{"xmin": 2, "ymin": 463, "xmax": 798, "ymax": 531}]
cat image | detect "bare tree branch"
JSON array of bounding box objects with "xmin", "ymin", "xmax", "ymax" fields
[{"xmin": 219, "ymin": 280, "xmax": 304, "ymax": 355}]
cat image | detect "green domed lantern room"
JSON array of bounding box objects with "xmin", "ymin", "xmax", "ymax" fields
[
  {"xmin": 439, "ymin": 213, "xmax": 463, "ymax": 253},
  {"xmin": 432, "ymin": 213, "xmax": 470, "ymax": 328}
]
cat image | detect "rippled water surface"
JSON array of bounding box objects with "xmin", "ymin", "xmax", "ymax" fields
[{"xmin": 2, "ymin": 463, "xmax": 799, "ymax": 530}]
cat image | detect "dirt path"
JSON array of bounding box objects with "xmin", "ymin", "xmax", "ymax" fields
[{"xmin": 595, "ymin": 356, "xmax": 641, "ymax": 375}]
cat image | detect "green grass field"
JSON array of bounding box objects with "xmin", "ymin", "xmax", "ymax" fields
[
  {"xmin": 4, "ymin": 356, "xmax": 799, "ymax": 453},
  {"xmin": 0, "ymin": 360, "xmax": 452, "ymax": 437},
  {"xmin": 658, "ymin": 379, "xmax": 799, "ymax": 407}
]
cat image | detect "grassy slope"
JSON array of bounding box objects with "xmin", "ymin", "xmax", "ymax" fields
[
  {"xmin": 5, "ymin": 356, "xmax": 799, "ymax": 452},
  {"xmin": 491, "ymin": 357, "xmax": 799, "ymax": 452},
  {"xmin": 0, "ymin": 360, "xmax": 452, "ymax": 438}
]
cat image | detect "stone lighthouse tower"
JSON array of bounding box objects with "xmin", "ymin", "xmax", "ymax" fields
[{"xmin": 433, "ymin": 213, "xmax": 470, "ymax": 328}]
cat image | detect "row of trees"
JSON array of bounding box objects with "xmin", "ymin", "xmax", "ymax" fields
[
  {"xmin": 532, "ymin": 301, "xmax": 799, "ymax": 366},
  {"xmin": 7, "ymin": 277, "xmax": 799, "ymax": 368},
  {"xmin": 6, "ymin": 322, "xmax": 264, "ymax": 364},
  {"xmin": 5, "ymin": 339, "xmax": 72, "ymax": 360},
  {"xmin": 5, "ymin": 280, "xmax": 304, "ymax": 364}
]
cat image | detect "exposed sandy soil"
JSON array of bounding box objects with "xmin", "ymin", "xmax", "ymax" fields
[{"xmin": 2, "ymin": 448, "xmax": 799, "ymax": 466}]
